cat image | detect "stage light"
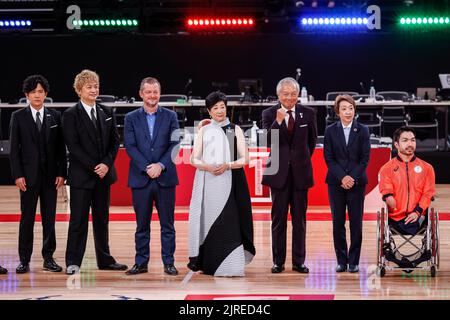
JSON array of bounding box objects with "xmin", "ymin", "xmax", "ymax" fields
[
  {"xmin": 399, "ymin": 16, "xmax": 450, "ymax": 27},
  {"xmin": 0, "ymin": 19, "xmax": 32, "ymax": 29},
  {"xmin": 186, "ymin": 17, "xmax": 255, "ymax": 29},
  {"xmin": 72, "ymin": 19, "xmax": 139, "ymax": 29},
  {"xmin": 299, "ymin": 16, "xmax": 369, "ymax": 29}
]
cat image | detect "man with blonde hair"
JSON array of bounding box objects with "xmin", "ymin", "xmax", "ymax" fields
[{"xmin": 63, "ymin": 69, "xmax": 127, "ymax": 274}]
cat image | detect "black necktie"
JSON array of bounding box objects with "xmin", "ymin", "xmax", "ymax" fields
[
  {"xmin": 90, "ymin": 108, "xmax": 97, "ymax": 129},
  {"xmin": 36, "ymin": 111, "xmax": 42, "ymax": 132}
]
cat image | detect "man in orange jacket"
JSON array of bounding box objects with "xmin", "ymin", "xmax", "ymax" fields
[{"xmin": 379, "ymin": 126, "xmax": 435, "ymax": 235}]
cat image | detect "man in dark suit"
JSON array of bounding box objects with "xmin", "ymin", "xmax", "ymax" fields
[
  {"xmin": 124, "ymin": 77, "xmax": 180, "ymax": 276},
  {"xmin": 63, "ymin": 69, "xmax": 127, "ymax": 274},
  {"xmin": 324, "ymin": 94, "xmax": 370, "ymax": 273},
  {"xmin": 262, "ymin": 77, "xmax": 317, "ymax": 274},
  {"xmin": 9, "ymin": 75, "xmax": 67, "ymax": 273}
]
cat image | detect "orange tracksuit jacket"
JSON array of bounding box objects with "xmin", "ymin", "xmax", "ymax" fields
[{"xmin": 378, "ymin": 155, "xmax": 435, "ymax": 221}]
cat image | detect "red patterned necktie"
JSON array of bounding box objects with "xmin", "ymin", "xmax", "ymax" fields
[{"xmin": 287, "ymin": 110, "xmax": 294, "ymax": 135}]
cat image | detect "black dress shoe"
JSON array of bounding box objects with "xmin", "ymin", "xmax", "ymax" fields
[
  {"xmin": 292, "ymin": 264, "xmax": 309, "ymax": 273},
  {"xmin": 0, "ymin": 266, "xmax": 7, "ymax": 274},
  {"xmin": 99, "ymin": 262, "xmax": 128, "ymax": 271},
  {"xmin": 271, "ymin": 264, "xmax": 285, "ymax": 273},
  {"xmin": 187, "ymin": 262, "xmax": 200, "ymax": 272},
  {"xmin": 335, "ymin": 264, "xmax": 347, "ymax": 273},
  {"xmin": 125, "ymin": 264, "xmax": 148, "ymax": 275},
  {"xmin": 164, "ymin": 264, "xmax": 179, "ymax": 276},
  {"xmin": 16, "ymin": 263, "xmax": 29, "ymax": 274},
  {"xmin": 348, "ymin": 265, "xmax": 359, "ymax": 273},
  {"xmin": 43, "ymin": 259, "xmax": 62, "ymax": 272}
]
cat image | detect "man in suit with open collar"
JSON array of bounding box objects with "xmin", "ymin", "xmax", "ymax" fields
[
  {"xmin": 262, "ymin": 77, "xmax": 317, "ymax": 274},
  {"xmin": 63, "ymin": 69, "xmax": 127, "ymax": 274},
  {"xmin": 124, "ymin": 77, "xmax": 180, "ymax": 276},
  {"xmin": 9, "ymin": 75, "xmax": 67, "ymax": 274}
]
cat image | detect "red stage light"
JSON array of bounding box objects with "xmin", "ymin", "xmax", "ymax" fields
[{"xmin": 186, "ymin": 17, "xmax": 255, "ymax": 28}]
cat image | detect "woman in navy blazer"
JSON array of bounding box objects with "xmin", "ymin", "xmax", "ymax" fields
[{"xmin": 324, "ymin": 94, "xmax": 371, "ymax": 273}]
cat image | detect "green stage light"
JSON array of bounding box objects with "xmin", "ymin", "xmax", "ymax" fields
[
  {"xmin": 399, "ymin": 16, "xmax": 450, "ymax": 27},
  {"xmin": 72, "ymin": 18, "xmax": 139, "ymax": 29}
]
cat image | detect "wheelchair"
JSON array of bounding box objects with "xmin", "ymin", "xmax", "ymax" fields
[{"xmin": 376, "ymin": 203, "xmax": 439, "ymax": 277}]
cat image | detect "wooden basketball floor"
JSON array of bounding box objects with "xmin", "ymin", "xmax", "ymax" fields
[{"xmin": 0, "ymin": 185, "xmax": 449, "ymax": 300}]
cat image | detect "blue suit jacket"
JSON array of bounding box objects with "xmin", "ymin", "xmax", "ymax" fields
[
  {"xmin": 124, "ymin": 106, "xmax": 180, "ymax": 189},
  {"xmin": 323, "ymin": 120, "xmax": 371, "ymax": 186}
]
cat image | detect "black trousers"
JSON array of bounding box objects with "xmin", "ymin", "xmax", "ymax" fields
[
  {"xmin": 270, "ymin": 166, "xmax": 308, "ymax": 266},
  {"xmin": 65, "ymin": 179, "xmax": 116, "ymax": 268},
  {"xmin": 328, "ymin": 184, "xmax": 365, "ymax": 266},
  {"xmin": 389, "ymin": 218, "xmax": 424, "ymax": 235},
  {"xmin": 19, "ymin": 170, "xmax": 57, "ymax": 264}
]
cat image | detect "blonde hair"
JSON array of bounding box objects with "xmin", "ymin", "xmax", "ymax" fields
[{"xmin": 73, "ymin": 69, "xmax": 99, "ymax": 94}]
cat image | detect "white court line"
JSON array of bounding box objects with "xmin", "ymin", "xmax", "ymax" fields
[{"xmin": 181, "ymin": 270, "xmax": 194, "ymax": 285}]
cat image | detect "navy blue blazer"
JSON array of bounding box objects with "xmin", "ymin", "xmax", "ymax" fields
[
  {"xmin": 124, "ymin": 106, "xmax": 180, "ymax": 189},
  {"xmin": 323, "ymin": 120, "xmax": 371, "ymax": 186}
]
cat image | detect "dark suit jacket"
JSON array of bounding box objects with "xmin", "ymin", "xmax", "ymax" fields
[
  {"xmin": 9, "ymin": 106, "xmax": 67, "ymax": 187},
  {"xmin": 323, "ymin": 120, "xmax": 371, "ymax": 186},
  {"xmin": 124, "ymin": 106, "xmax": 180, "ymax": 189},
  {"xmin": 62, "ymin": 102, "xmax": 119, "ymax": 189},
  {"xmin": 261, "ymin": 103, "xmax": 317, "ymax": 190}
]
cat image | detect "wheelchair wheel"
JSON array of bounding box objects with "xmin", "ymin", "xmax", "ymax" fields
[
  {"xmin": 431, "ymin": 208, "xmax": 440, "ymax": 269},
  {"xmin": 377, "ymin": 208, "xmax": 386, "ymax": 266},
  {"xmin": 376, "ymin": 266, "xmax": 386, "ymax": 277},
  {"xmin": 431, "ymin": 266, "xmax": 437, "ymax": 277}
]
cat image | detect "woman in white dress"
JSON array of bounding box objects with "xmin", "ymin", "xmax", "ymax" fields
[{"xmin": 188, "ymin": 91, "xmax": 255, "ymax": 277}]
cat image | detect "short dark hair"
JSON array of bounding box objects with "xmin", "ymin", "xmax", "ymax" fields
[
  {"xmin": 205, "ymin": 91, "xmax": 227, "ymax": 110},
  {"xmin": 23, "ymin": 75, "xmax": 50, "ymax": 94},
  {"xmin": 393, "ymin": 126, "xmax": 416, "ymax": 143},
  {"xmin": 140, "ymin": 77, "xmax": 161, "ymax": 92}
]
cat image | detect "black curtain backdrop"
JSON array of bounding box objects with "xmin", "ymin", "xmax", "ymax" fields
[{"xmin": 1, "ymin": 31, "xmax": 449, "ymax": 103}]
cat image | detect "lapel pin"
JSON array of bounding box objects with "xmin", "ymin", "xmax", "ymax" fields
[
  {"xmin": 354, "ymin": 128, "xmax": 357, "ymax": 132},
  {"xmin": 299, "ymin": 113, "xmax": 303, "ymax": 118}
]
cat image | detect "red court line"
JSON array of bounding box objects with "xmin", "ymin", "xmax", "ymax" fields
[
  {"xmin": 0, "ymin": 212, "xmax": 449, "ymax": 222},
  {"xmin": 184, "ymin": 294, "xmax": 335, "ymax": 300}
]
